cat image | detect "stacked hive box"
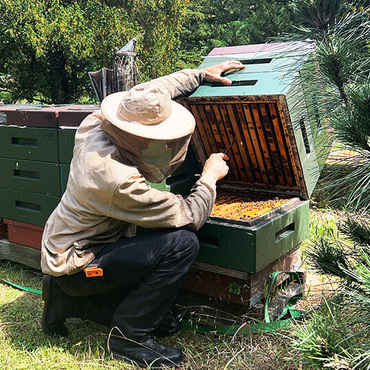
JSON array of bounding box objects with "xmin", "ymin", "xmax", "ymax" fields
[
  {"xmin": 177, "ymin": 41, "xmax": 331, "ymax": 306},
  {"xmin": 0, "ymin": 105, "xmax": 98, "ymax": 262}
]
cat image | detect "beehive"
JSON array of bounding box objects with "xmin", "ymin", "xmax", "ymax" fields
[
  {"xmin": 178, "ymin": 41, "xmax": 330, "ymax": 274},
  {"xmin": 0, "ymin": 105, "xmax": 96, "ymax": 254}
]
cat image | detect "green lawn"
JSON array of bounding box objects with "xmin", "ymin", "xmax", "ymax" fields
[{"xmin": 0, "ymin": 208, "xmax": 339, "ymax": 369}]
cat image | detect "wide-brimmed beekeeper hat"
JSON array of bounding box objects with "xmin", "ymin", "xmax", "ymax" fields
[{"xmin": 101, "ymin": 82, "xmax": 195, "ymax": 140}]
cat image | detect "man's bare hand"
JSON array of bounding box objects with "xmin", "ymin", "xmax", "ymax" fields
[
  {"xmin": 201, "ymin": 153, "xmax": 229, "ymax": 184},
  {"xmin": 201, "ymin": 60, "xmax": 245, "ymax": 86}
]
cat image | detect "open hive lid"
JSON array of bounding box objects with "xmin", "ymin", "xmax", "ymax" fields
[
  {"xmin": 191, "ymin": 41, "xmax": 314, "ymax": 97},
  {"xmin": 179, "ymin": 42, "xmax": 323, "ymax": 200}
]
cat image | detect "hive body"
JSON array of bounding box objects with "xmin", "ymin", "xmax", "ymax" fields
[
  {"xmin": 179, "ymin": 42, "xmax": 330, "ymax": 291},
  {"xmin": 0, "ymin": 105, "xmax": 95, "ymax": 253}
]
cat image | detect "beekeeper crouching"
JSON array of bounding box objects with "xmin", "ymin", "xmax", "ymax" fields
[{"xmin": 41, "ymin": 60, "xmax": 244, "ymax": 368}]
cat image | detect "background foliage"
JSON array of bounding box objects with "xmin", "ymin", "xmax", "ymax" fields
[
  {"xmin": 0, "ymin": 0, "xmax": 140, "ymax": 103},
  {"xmin": 285, "ymin": 1, "xmax": 370, "ymax": 368},
  {"xmin": 0, "ymin": 0, "xmax": 296, "ymax": 103},
  {"xmin": 177, "ymin": 0, "xmax": 295, "ymax": 69},
  {"xmin": 292, "ymin": 0, "xmax": 370, "ymax": 213}
]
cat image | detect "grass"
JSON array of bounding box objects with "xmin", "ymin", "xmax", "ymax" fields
[
  {"xmin": 0, "ymin": 207, "xmax": 352, "ymax": 369},
  {"xmin": 0, "ymin": 259, "xmax": 296, "ymax": 369}
]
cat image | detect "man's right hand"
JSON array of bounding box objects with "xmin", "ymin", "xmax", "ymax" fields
[
  {"xmin": 201, "ymin": 153, "xmax": 229, "ymax": 184},
  {"xmin": 201, "ymin": 60, "xmax": 245, "ymax": 86}
]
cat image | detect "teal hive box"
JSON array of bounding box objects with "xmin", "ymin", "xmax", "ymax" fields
[
  {"xmin": 0, "ymin": 158, "xmax": 61, "ymax": 196},
  {"xmin": 175, "ymin": 41, "xmax": 331, "ymax": 274},
  {"xmin": 0, "ymin": 126, "xmax": 60, "ymax": 162},
  {"xmin": 0, "ymin": 188, "xmax": 60, "ymax": 226},
  {"xmin": 181, "ymin": 41, "xmax": 330, "ymax": 200}
]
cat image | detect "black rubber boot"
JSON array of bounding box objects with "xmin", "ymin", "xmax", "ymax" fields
[
  {"xmin": 41, "ymin": 275, "xmax": 69, "ymax": 337},
  {"xmin": 154, "ymin": 307, "xmax": 181, "ymax": 338},
  {"xmin": 108, "ymin": 331, "xmax": 184, "ymax": 368}
]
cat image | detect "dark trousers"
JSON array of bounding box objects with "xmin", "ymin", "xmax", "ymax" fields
[{"xmin": 55, "ymin": 228, "xmax": 199, "ymax": 340}]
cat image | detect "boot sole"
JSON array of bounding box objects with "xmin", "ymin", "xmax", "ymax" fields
[{"xmin": 110, "ymin": 350, "xmax": 182, "ymax": 369}]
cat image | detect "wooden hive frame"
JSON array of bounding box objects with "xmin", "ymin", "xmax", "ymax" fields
[{"xmin": 180, "ymin": 94, "xmax": 308, "ymax": 199}]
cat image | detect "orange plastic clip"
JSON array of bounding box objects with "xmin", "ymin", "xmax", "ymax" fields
[{"xmin": 84, "ymin": 265, "xmax": 103, "ymax": 277}]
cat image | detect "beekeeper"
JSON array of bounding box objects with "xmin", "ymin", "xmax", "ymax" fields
[{"xmin": 40, "ymin": 60, "xmax": 244, "ymax": 368}]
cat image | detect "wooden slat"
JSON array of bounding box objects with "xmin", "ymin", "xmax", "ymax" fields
[
  {"xmin": 189, "ymin": 105, "xmax": 213, "ymax": 157},
  {"xmin": 268, "ymin": 103, "xmax": 296, "ymax": 187},
  {"xmin": 204, "ymin": 104, "xmax": 224, "ymax": 150},
  {"xmin": 212, "ymin": 105, "xmax": 243, "ymax": 181},
  {"xmin": 259, "ymin": 104, "xmax": 286, "ymax": 185},
  {"xmin": 212, "ymin": 104, "xmax": 232, "ymax": 152},
  {"xmin": 251, "ymin": 103, "xmax": 277, "ymax": 185},
  {"xmin": 237, "ymin": 104, "xmax": 261, "ymax": 183},
  {"xmin": 197, "ymin": 105, "xmax": 219, "ymax": 154},
  {"xmin": 226, "ymin": 105, "xmax": 250, "ymax": 183},
  {"xmin": 243, "ymin": 105, "xmax": 269, "ymax": 183},
  {"xmin": 218, "ymin": 104, "xmax": 242, "ymax": 180},
  {"xmin": 190, "ymin": 133, "xmax": 208, "ymax": 166}
]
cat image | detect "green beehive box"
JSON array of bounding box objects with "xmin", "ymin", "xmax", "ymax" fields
[
  {"xmin": 0, "ymin": 188, "xmax": 60, "ymax": 226},
  {"xmin": 175, "ymin": 42, "xmax": 330, "ymax": 273},
  {"xmin": 196, "ymin": 198, "xmax": 309, "ymax": 272},
  {"xmin": 0, "ymin": 126, "xmax": 59, "ymax": 162},
  {"xmin": 59, "ymin": 127, "xmax": 77, "ymax": 164},
  {"xmin": 191, "ymin": 42, "xmax": 331, "ymax": 191},
  {"xmin": 60, "ymin": 164, "xmax": 70, "ymax": 194},
  {"xmin": 197, "ymin": 43, "xmax": 312, "ymax": 78},
  {"xmin": 0, "ymin": 158, "xmax": 61, "ymax": 196},
  {"xmin": 184, "ymin": 41, "xmax": 329, "ymax": 200}
]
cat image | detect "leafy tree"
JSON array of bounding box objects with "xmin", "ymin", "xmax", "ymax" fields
[
  {"xmin": 287, "ymin": 1, "xmax": 370, "ymax": 368},
  {"xmin": 293, "ymin": 216, "xmax": 370, "ymax": 369},
  {"xmin": 0, "ymin": 0, "xmax": 307, "ymax": 103},
  {"xmin": 0, "ymin": 0, "xmax": 140, "ymax": 103},
  {"xmin": 178, "ymin": 0, "xmax": 296, "ymax": 68},
  {"xmin": 0, "ymin": 0, "xmax": 189, "ymax": 103},
  {"xmin": 113, "ymin": 0, "xmax": 191, "ymax": 81}
]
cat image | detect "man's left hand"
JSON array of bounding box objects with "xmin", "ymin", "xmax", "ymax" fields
[{"xmin": 201, "ymin": 60, "xmax": 245, "ymax": 85}]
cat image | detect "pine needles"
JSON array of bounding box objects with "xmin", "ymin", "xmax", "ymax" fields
[
  {"xmin": 292, "ymin": 213, "xmax": 370, "ymax": 369},
  {"xmin": 290, "ymin": 1, "xmax": 370, "ymax": 213}
]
